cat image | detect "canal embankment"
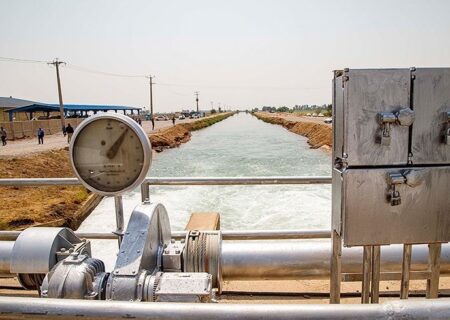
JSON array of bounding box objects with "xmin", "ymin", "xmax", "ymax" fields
[
  {"xmin": 253, "ymin": 112, "xmax": 332, "ymax": 150},
  {"xmin": 150, "ymin": 112, "xmax": 234, "ymax": 152},
  {"xmin": 0, "ymin": 113, "xmax": 234, "ymax": 231}
]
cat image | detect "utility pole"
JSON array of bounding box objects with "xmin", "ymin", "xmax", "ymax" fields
[
  {"xmin": 195, "ymin": 91, "xmax": 199, "ymax": 113},
  {"xmin": 49, "ymin": 58, "xmax": 66, "ymax": 129},
  {"xmin": 147, "ymin": 75, "xmax": 155, "ymax": 118}
]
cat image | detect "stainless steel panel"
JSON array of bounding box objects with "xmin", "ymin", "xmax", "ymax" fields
[
  {"xmin": 412, "ymin": 68, "xmax": 450, "ymax": 164},
  {"xmin": 333, "ymin": 75, "xmax": 344, "ymax": 161},
  {"xmin": 331, "ymin": 168, "xmax": 344, "ymax": 234},
  {"xmin": 342, "ymin": 166, "xmax": 450, "ymax": 246},
  {"xmin": 343, "ymin": 69, "xmax": 411, "ymax": 166}
]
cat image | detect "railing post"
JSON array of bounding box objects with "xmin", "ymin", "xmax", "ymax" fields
[
  {"xmin": 141, "ymin": 182, "xmax": 150, "ymax": 202},
  {"xmin": 114, "ymin": 195, "xmax": 125, "ymax": 247}
]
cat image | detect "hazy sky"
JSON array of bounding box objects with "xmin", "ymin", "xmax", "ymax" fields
[{"xmin": 1, "ymin": 0, "xmax": 450, "ymax": 111}]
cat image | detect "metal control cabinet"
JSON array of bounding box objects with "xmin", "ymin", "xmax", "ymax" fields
[{"xmin": 332, "ymin": 68, "xmax": 450, "ymax": 246}]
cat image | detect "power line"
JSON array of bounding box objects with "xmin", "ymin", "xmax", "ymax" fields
[
  {"xmin": 0, "ymin": 56, "xmax": 47, "ymax": 64},
  {"xmin": 66, "ymin": 64, "xmax": 147, "ymax": 79},
  {"xmin": 0, "ymin": 56, "xmax": 327, "ymax": 91},
  {"xmin": 0, "ymin": 56, "xmax": 146, "ymax": 78}
]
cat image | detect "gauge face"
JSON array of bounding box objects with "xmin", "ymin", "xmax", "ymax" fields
[{"xmin": 70, "ymin": 114, "xmax": 151, "ymax": 195}]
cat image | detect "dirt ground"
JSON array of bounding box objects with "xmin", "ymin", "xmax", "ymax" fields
[
  {"xmin": 0, "ymin": 149, "xmax": 89, "ymax": 230},
  {"xmin": 254, "ymin": 112, "xmax": 332, "ymax": 150},
  {"xmin": 1, "ymin": 276, "xmax": 449, "ymax": 305}
]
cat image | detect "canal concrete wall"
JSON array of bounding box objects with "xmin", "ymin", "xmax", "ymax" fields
[
  {"xmin": 253, "ymin": 112, "xmax": 332, "ymax": 150},
  {"xmin": 0, "ymin": 113, "xmax": 235, "ymax": 231}
]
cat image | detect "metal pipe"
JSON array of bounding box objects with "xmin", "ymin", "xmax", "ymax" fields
[
  {"xmin": 145, "ymin": 176, "xmax": 332, "ymax": 185},
  {"xmin": 221, "ymin": 240, "xmax": 450, "ymax": 280},
  {"xmin": 0, "ymin": 176, "xmax": 332, "ymax": 187},
  {"xmin": 0, "ymin": 178, "xmax": 80, "ymax": 186},
  {"xmin": 0, "ymin": 229, "xmax": 331, "ymax": 241},
  {"xmin": 140, "ymin": 182, "xmax": 150, "ymax": 202},
  {"xmin": 1, "ymin": 296, "xmax": 450, "ymax": 320},
  {"xmin": 0, "ymin": 241, "xmax": 14, "ymax": 274},
  {"xmin": 114, "ymin": 196, "xmax": 124, "ymax": 246}
]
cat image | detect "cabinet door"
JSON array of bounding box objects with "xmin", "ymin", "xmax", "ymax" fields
[
  {"xmin": 342, "ymin": 167, "xmax": 450, "ymax": 246},
  {"xmin": 412, "ymin": 68, "xmax": 450, "ymax": 164},
  {"xmin": 344, "ymin": 69, "xmax": 411, "ymax": 166}
]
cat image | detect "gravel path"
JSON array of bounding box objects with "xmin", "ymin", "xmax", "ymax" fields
[{"xmin": 0, "ymin": 118, "xmax": 197, "ymax": 158}]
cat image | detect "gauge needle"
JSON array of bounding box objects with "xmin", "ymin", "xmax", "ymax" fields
[{"xmin": 106, "ymin": 128, "xmax": 129, "ymax": 159}]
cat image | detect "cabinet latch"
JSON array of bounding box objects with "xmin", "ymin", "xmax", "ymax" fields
[
  {"xmin": 376, "ymin": 107, "xmax": 415, "ymax": 146},
  {"xmin": 387, "ymin": 170, "xmax": 423, "ymax": 206}
]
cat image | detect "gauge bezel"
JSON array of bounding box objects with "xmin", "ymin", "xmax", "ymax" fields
[{"xmin": 69, "ymin": 113, "xmax": 152, "ymax": 196}]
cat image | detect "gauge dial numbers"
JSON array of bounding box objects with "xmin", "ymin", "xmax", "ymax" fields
[{"xmin": 70, "ymin": 113, "xmax": 152, "ymax": 196}]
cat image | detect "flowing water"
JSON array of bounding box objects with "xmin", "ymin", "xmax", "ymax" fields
[{"xmin": 79, "ymin": 113, "xmax": 331, "ymax": 269}]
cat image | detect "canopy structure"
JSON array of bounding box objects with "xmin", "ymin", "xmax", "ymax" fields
[{"xmin": 7, "ymin": 103, "xmax": 141, "ymax": 121}]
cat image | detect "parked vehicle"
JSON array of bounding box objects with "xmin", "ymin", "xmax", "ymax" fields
[
  {"xmin": 178, "ymin": 115, "xmax": 185, "ymax": 120},
  {"xmin": 156, "ymin": 116, "xmax": 167, "ymax": 121},
  {"xmin": 324, "ymin": 118, "xmax": 332, "ymax": 124}
]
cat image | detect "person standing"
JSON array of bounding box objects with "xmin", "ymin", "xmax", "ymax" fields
[
  {"xmin": 151, "ymin": 116, "xmax": 155, "ymax": 130},
  {"xmin": 0, "ymin": 127, "xmax": 7, "ymax": 146},
  {"xmin": 37, "ymin": 128, "xmax": 45, "ymax": 144},
  {"xmin": 66, "ymin": 123, "xmax": 74, "ymax": 143},
  {"xmin": 172, "ymin": 115, "xmax": 176, "ymax": 126}
]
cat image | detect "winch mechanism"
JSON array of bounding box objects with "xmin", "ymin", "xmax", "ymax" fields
[{"xmin": 10, "ymin": 203, "xmax": 221, "ymax": 303}]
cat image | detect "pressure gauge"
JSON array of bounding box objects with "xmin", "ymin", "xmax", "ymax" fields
[{"xmin": 69, "ymin": 113, "xmax": 152, "ymax": 196}]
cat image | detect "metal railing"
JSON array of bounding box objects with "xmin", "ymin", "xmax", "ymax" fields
[{"xmin": 0, "ymin": 176, "xmax": 332, "ymax": 241}]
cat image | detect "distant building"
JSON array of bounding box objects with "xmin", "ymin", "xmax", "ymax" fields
[{"xmin": 0, "ymin": 97, "xmax": 40, "ymax": 122}]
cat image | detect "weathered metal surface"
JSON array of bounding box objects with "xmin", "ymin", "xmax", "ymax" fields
[
  {"xmin": 41, "ymin": 254, "xmax": 105, "ymax": 300},
  {"xmin": 0, "ymin": 176, "xmax": 332, "ymax": 186},
  {"xmin": 1, "ymin": 296, "xmax": 450, "ymax": 320},
  {"xmin": 10, "ymin": 228, "xmax": 88, "ymax": 274},
  {"xmin": 106, "ymin": 203, "xmax": 171, "ymax": 301},
  {"xmin": 221, "ymin": 240, "xmax": 450, "ymax": 281},
  {"xmin": 0, "ymin": 242, "xmax": 13, "ymax": 274},
  {"xmin": 338, "ymin": 69, "xmax": 411, "ymax": 166},
  {"xmin": 151, "ymin": 272, "xmax": 213, "ymax": 303},
  {"xmin": 341, "ymin": 167, "xmax": 450, "ymax": 246},
  {"xmin": 0, "ymin": 229, "xmax": 333, "ymax": 242},
  {"xmin": 412, "ymin": 68, "xmax": 450, "ymax": 164}
]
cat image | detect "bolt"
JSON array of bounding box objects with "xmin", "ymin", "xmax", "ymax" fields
[
  {"xmin": 175, "ymin": 250, "xmax": 180, "ymax": 254},
  {"xmin": 132, "ymin": 271, "xmax": 136, "ymax": 274},
  {"xmin": 171, "ymin": 239, "xmax": 175, "ymax": 243},
  {"xmin": 60, "ymin": 248, "xmax": 66, "ymax": 252},
  {"xmin": 121, "ymin": 250, "xmax": 125, "ymax": 253},
  {"xmin": 68, "ymin": 248, "xmax": 74, "ymax": 253},
  {"xmin": 126, "ymin": 232, "xmax": 130, "ymax": 235},
  {"xmin": 137, "ymin": 250, "xmax": 141, "ymax": 253}
]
